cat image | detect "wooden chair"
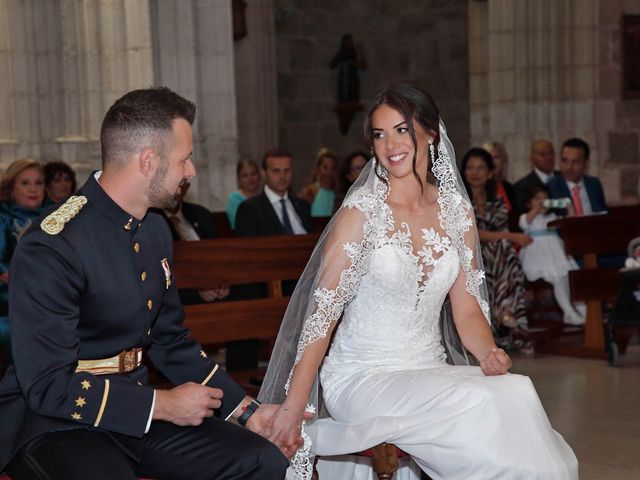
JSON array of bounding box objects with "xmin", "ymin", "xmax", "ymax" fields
[{"xmin": 312, "ymin": 443, "xmax": 432, "ymax": 480}]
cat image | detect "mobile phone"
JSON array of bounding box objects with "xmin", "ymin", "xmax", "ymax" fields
[{"xmin": 543, "ymin": 198, "xmax": 572, "ymax": 208}]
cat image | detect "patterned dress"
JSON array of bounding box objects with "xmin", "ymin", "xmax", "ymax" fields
[{"xmin": 474, "ymin": 198, "xmax": 528, "ymax": 333}]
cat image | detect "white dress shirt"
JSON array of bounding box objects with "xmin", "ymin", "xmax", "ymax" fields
[
  {"xmin": 263, "ymin": 185, "xmax": 307, "ymax": 234},
  {"xmin": 164, "ymin": 208, "xmax": 200, "ymax": 241},
  {"xmin": 534, "ymin": 167, "xmax": 552, "ymax": 184}
]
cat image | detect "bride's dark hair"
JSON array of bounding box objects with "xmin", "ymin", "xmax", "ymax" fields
[{"xmin": 363, "ymin": 81, "xmax": 441, "ymax": 189}]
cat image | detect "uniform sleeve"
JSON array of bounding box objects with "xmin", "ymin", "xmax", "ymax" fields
[
  {"xmin": 145, "ymin": 220, "xmax": 246, "ymax": 418},
  {"xmin": 9, "ymin": 234, "xmax": 154, "ymax": 437}
]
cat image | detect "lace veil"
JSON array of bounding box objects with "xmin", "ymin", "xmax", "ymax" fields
[{"xmin": 258, "ymin": 118, "xmax": 490, "ymax": 479}]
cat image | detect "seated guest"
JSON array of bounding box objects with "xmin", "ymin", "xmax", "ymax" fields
[
  {"xmin": 43, "ymin": 161, "xmax": 77, "ymax": 205},
  {"xmin": 226, "ymin": 159, "xmax": 261, "ymax": 229},
  {"xmin": 483, "ymin": 141, "xmax": 517, "ymax": 213},
  {"xmin": 297, "ymin": 148, "xmax": 338, "ymax": 217},
  {"xmin": 548, "ymin": 137, "xmax": 607, "ymax": 215},
  {"xmin": 0, "ymin": 158, "xmax": 46, "ymax": 366},
  {"xmin": 163, "ymin": 180, "xmax": 229, "ymax": 304},
  {"xmin": 513, "ymin": 139, "xmax": 556, "ymax": 214},
  {"xmin": 519, "ymin": 185, "xmax": 586, "ymax": 326},
  {"xmin": 233, "ymin": 148, "xmax": 311, "ymax": 371},
  {"xmin": 461, "ymin": 148, "xmax": 533, "ymax": 352},
  {"xmin": 339, "ymin": 150, "xmax": 368, "ymax": 192},
  {"xmin": 236, "ymin": 148, "xmax": 312, "ymax": 236},
  {"xmin": 334, "ymin": 150, "xmax": 369, "ymax": 211}
]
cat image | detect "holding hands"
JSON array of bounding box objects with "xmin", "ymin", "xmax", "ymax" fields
[
  {"xmin": 259, "ymin": 403, "xmax": 312, "ymax": 459},
  {"xmin": 480, "ymin": 347, "xmax": 512, "ymax": 376}
]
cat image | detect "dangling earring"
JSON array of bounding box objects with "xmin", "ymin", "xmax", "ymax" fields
[{"xmin": 429, "ymin": 143, "xmax": 435, "ymax": 164}]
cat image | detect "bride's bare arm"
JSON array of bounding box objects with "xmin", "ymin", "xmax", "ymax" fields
[{"xmin": 448, "ymin": 272, "xmax": 511, "ymax": 375}]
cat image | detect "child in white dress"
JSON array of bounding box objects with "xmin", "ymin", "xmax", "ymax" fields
[{"xmin": 519, "ymin": 185, "xmax": 586, "ymax": 325}]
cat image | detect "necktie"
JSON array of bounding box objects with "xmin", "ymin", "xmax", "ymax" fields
[
  {"xmin": 571, "ymin": 185, "xmax": 584, "ymax": 216},
  {"xmin": 280, "ymin": 198, "xmax": 294, "ymax": 234}
]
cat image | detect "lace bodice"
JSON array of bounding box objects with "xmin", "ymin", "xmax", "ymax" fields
[{"xmin": 320, "ymin": 220, "xmax": 460, "ymax": 393}]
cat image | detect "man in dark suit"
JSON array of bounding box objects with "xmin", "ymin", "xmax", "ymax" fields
[
  {"xmin": 513, "ymin": 139, "xmax": 556, "ymax": 214},
  {"xmin": 232, "ymin": 148, "xmax": 312, "ymax": 371},
  {"xmin": 547, "ymin": 137, "xmax": 606, "ymax": 215},
  {"xmin": 162, "ymin": 180, "xmax": 229, "ymax": 304},
  {"xmin": 235, "ymin": 148, "xmax": 313, "ymax": 237},
  {"xmin": 0, "ymin": 87, "xmax": 294, "ymax": 479},
  {"xmin": 164, "ymin": 180, "xmax": 217, "ymax": 240}
]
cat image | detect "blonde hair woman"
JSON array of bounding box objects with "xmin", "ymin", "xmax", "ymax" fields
[
  {"xmin": 297, "ymin": 148, "xmax": 338, "ymax": 217},
  {"xmin": 0, "ymin": 158, "xmax": 46, "ymax": 365}
]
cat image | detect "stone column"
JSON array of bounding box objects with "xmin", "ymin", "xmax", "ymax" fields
[
  {"xmin": 0, "ymin": 0, "xmax": 154, "ymax": 179},
  {"xmin": 0, "ymin": 0, "xmax": 18, "ymax": 164},
  {"xmin": 234, "ymin": 0, "xmax": 279, "ymax": 164},
  {"xmin": 58, "ymin": 0, "xmax": 154, "ymax": 178},
  {"xmin": 151, "ymin": 0, "xmax": 239, "ymax": 209},
  {"xmin": 469, "ymin": 0, "xmax": 600, "ymax": 185}
]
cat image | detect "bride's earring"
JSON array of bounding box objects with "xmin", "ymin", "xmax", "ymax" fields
[{"xmin": 429, "ymin": 143, "xmax": 435, "ymax": 164}]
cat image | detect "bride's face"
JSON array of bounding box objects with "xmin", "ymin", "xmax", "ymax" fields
[{"xmin": 371, "ymin": 104, "xmax": 432, "ymax": 181}]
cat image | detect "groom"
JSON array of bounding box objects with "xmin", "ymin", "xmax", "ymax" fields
[{"xmin": 0, "ymin": 87, "xmax": 294, "ymax": 479}]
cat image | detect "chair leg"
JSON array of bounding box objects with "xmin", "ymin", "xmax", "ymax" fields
[
  {"xmin": 370, "ymin": 443, "xmax": 399, "ymax": 480},
  {"xmin": 312, "ymin": 455, "xmax": 319, "ymax": 480}
]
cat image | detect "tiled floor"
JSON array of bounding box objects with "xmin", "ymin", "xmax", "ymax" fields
[{"xmin": 511, "ymin": 343, "xmax": 640, "ymax": 480}]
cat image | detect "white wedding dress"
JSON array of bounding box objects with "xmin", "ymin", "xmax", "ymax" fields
[{"xmin": 306, "ymin": 215, "xmax": 579, "ymax": 480}]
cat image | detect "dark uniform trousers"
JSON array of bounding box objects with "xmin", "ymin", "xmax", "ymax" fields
[
  {"xmin": 6, "ymin": 417, "xmax": 288, "ymax": 480},
  {"xmin": 0, "ymin": 175, "xmax": 287, "ymax": 479}
]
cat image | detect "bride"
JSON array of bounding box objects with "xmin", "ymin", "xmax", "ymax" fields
[{"xmin": 259, "ymin": 82, "xmax": 578, "ymax": 480}]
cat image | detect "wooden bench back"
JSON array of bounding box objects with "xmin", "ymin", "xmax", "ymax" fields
[
  {"xmin": 173, "ymin": 234, "xmax": 319, "ymax": 344},
  {"xmin": 549, "ymin": 205, "xmax": 640, "ymax": 259},
  {"xmin": 569, "ymin": 267, "xmax": 622, "ymax": 302}
]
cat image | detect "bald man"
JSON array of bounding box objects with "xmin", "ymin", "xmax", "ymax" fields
[{"xmin": 513, "ymin": 139, "xmax": 556, "ymax": 214}]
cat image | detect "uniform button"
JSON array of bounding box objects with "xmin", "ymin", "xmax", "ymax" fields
[
  {"xmin": 134, "ymin": 242, "xmax": 140, "ymax": 253},
  {"xmin": 140, "ymin": 271, "xmax": 147, "ymax": 282},
  {"xmin": 147, "ymin": 299, "xmax": 153, "ymax": 310}
]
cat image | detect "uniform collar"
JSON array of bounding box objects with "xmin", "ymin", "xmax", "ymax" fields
[{"xmin": 80, "ymin": 171, "xmax": 144, "ymax": 233}]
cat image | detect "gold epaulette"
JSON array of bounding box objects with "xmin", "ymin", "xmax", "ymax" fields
[{"xmin": 41, "ymin": 195, "xmax": 88, "ymax": 235}]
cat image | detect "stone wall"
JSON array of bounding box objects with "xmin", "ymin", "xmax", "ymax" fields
[
  {"xmin": 469, "ymin": 0, "xmax": 640, "ymax": 204},
  {"xmin": 597, "ymin": 0, "xmax": 640, "ymax": 202},
  {"xmin": 274, "ymin": 0, "xmax": 470, "ymax": 190}
]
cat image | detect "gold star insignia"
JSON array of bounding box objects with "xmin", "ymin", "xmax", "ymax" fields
[
  {"xmin": 75, "ymin": 397, "xmax": 86, "ymax": 408},
  {"xmin": 81, "ymin": 380, "xmax": 91, "ymax": 390},
  {"xmin": 71, "ymin": 412, "xmax": 82, "ymax": 421},
  {"xmin": 200, "ymin": 350, "xmax": 207, "ymax": 358}
]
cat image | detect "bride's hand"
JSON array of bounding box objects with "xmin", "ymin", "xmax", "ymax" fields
[
  {"xmin": 480, "ymin": 348, "xmax": 511, "ymax": 376},
  {"xmin": 265, "ymin": 404, "xmax": 313, "ymax": 458}
]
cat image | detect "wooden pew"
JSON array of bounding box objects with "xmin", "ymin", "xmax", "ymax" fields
[
  {"xmin": 543, "ymin": 205, "xmax": 640, "ymax": 358},
  {"xmin": 173, "ymin": 233, "xmax": 319, "ymax": 346}
]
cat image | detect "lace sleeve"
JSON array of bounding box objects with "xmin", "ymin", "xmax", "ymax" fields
[{"xmin": 259, "ymin": 174, "xmax": 390, "ymax": 405}]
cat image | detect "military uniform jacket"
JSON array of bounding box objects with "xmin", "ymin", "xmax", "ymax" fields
[{"xmin": 0, "ymin": 174, "xmax": 246, "ymax": 470}]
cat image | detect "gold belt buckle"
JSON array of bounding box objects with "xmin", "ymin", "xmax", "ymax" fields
[{"xmin": 119, "ymin": 348, "xmax": 142, "ymax": 373}]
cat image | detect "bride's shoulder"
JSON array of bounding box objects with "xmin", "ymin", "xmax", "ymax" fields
[{"xmin": 341, "ymin": 184, "xmax": 382, "ymax": 214}]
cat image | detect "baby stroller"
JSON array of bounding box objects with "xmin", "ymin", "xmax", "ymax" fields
[{"xmin": 607, "ymin": 237, "xmax": 640, "ymax": 366}]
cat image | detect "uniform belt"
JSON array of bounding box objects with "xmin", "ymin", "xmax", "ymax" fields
[{"xmin": 75, "ymin": 348, "xmax": 143, "ymax": 375}]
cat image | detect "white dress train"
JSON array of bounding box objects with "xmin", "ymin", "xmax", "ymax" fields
[{"xmin": 305, "ymin": 226, "xmax": 578, "ymax": 480}]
